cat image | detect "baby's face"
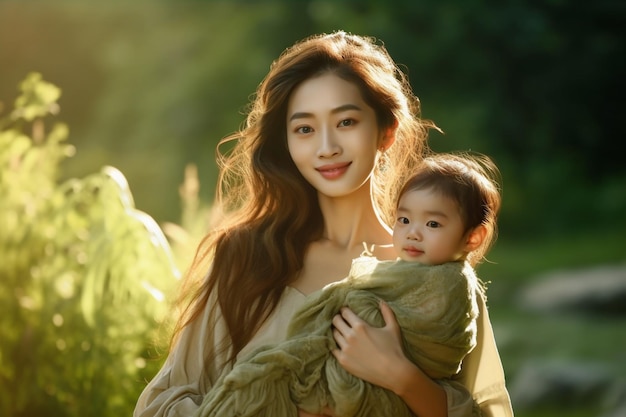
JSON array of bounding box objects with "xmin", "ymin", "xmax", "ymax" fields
[{"xmin": 392, "ymin": 188, "xmax": 468, "ymax": 265}]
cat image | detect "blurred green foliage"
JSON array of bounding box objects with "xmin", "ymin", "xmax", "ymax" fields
[
  {"xmin": 1, "ymin": 0, "xmax": 624, "ymax": 236},
  {"xmin": 0, "ymin": 73, "xmax": 183, "ymax": 417}
]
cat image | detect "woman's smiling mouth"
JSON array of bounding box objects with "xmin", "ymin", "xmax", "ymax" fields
[{"xmin": 316, "ymin": 162, "xmax": 351, "ymax": 179}]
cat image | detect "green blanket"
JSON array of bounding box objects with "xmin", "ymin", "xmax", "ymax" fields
[{"xmin": 195, "ymin": 257, "xmax": 480, "ymax": 417}]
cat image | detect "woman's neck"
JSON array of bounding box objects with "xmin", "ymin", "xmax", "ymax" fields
[
  {"xmin": 317, "ymin": 186, "xmax": 393, "ymax": 251},
  {"xmin": 291, "ymin": 187, "xmax": 396, "ymax": 295}
]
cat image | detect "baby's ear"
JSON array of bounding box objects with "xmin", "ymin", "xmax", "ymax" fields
[{"xmin": 464, "ymin": 225, "xmax": 487, "ymax": 252}]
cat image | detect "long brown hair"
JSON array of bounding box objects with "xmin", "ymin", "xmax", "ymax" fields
[{"xmin": 173, "ymin": 31, "xmax": 434, "ymax": 364}]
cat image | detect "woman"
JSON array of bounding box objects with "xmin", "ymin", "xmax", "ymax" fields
[{"xmin": 134, "ymin": 31, "xmax": 513, "ymax": 417}]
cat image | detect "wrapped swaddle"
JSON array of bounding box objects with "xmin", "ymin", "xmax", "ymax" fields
[{"xmin": 195, "ymin": 256, "xmax": 482, "ymax": 417}]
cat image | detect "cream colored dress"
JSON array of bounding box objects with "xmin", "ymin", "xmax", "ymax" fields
[{"xmin": 134, "ymin": 284, "xmax": 513, "ymax": 417}]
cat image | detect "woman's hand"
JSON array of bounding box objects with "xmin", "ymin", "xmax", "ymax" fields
[
  {"xmin": 331, "ymin": 301, "xmax": 448, "ymax": 417},
  {"xmin": 331, "ymin": 300, "xmax": 410, "ymax": 391}
]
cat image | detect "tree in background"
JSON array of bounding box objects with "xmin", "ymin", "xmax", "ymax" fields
[
  {"xmin": 0, "ymin": 73, "xmax": 186, "ymax": 417},
  {"xmin": 2, "ymin": 1, "xmax": 623, "ymax": 237}
]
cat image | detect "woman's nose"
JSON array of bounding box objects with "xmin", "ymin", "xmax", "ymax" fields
[{"xmin": 317, "ymin": 128, "xmax": 341, "ymax": 158}]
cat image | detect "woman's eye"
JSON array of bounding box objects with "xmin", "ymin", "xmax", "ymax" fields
[
  {"xmin": 338, "ymin": 119, "xmax": 355, "ymax": 127},
  {"xmin": 397, "ymin": 217, "xmax": 410, "ymax": 225},
  {"xmin": 296, "ymin": 126, "xmax": 313, "ymax": 134},
  {"xmin": 426, "ymin": 221, "xmax": 440, "ymax": 228}
]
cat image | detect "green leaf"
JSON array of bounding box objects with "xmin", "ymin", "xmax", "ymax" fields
[{"xmin": 12, "ymin": 72, "xmax": 61, "ymax": 122}]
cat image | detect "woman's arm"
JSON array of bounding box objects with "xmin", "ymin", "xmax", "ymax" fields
[
  {"xmin": 331, "ymin": 301, "xmax": 448, "ymax": 417},
  {"xmin": 456, "ymin": 293, "xmax": 514, "ymax": 417},
  {"xmin": 134, "ymin": 294, "xmax": 230, "ymax": 417}
]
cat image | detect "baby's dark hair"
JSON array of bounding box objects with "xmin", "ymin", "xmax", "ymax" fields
[{"xmin": 398, "ymin": 152, "xmax": 502, "ymax": 266}]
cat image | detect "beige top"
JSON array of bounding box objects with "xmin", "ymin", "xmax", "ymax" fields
[{"xmin": 134, "ymin": 286, "xmax": 513, "ymax": 417}]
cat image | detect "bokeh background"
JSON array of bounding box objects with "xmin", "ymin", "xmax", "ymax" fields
[{"xmin": 1, "ymin": 1, "xmax": 625, "ymax": 416}]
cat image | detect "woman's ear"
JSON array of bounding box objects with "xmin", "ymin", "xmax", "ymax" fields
[
  {"xmin": 379, "ymin": 121, "xmax": 398, "ymax": 151},
  {"xmin": 464, "ymin": 225, "xmax": 487, "ymax": 252}
]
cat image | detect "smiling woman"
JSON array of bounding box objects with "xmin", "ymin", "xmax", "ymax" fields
[{"xmin": 134, "ymin": 31, "xmax": 513, "ymax": 417}]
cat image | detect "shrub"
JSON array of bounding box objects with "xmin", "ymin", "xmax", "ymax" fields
[{"xmin": 0, "ymin": 73, "xmax": 180, "ymax": 417}]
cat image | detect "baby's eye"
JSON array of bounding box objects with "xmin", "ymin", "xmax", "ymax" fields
[
  {"xmin": 426, "ymin": 221, "xmax": 440, "ymax": 228},
  {"xmin": 397, "ymin": 217, "xmax": 410, "ymax": 225}
]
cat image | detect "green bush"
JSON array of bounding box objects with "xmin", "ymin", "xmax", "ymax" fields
[{"xmin": 0, "ymin": 73, "xmax": 182, "ymax": 417}]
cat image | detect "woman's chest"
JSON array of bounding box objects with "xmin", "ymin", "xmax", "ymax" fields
[{"xmin": 290, "ymin": 241, "xmax": 398, "ymax": 295}]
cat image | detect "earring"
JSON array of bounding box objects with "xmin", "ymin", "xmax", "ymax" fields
[{"xmin": 378, "ymin": 149, "xmax": 388, "ymax": 172}]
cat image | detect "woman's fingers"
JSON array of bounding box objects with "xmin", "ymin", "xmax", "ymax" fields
[
  {"xmin": 331, "ymin": 306, "xmax": 366, "ymax": 348},
  {"xmin": 330, "ymin": 302, "xmax": 408, "ymax": 391},
  {"xmin": 332, "ymin": 301, "xmax": 397, "ymax": 338},
  {"xmin": 379, "ymin": 300, "xmax": 401, "ymax": 335}
]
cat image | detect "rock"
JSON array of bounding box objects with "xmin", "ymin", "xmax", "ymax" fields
[
  {"xmin": 509, "ymin": 359, "xmax": 615, "ymax": 410},
  {"xmin": 518, "ymin": 264, "xmax": 626, "ymax": 316},
  {"xmin": 600, "ymin": 378, "xmax": 626, "ymax": 417}
]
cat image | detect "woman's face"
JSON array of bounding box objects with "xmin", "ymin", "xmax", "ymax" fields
[{"xmin": 286, "ymin": 73, "xmax": 383, "ymax": 199}]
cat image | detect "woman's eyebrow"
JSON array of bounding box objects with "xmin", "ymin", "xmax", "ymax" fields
[{"xmin": 289, "ymin": 104, "xmax": 363, "ymax": 122}]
